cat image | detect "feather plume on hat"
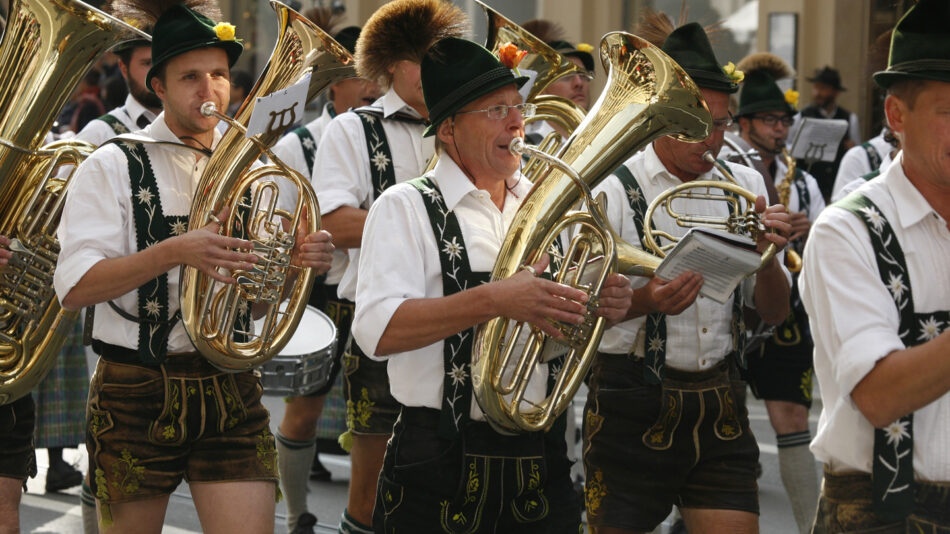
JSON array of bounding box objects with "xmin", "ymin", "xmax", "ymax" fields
[
  {"xmin": 634, "ymin": 5, "xmax": 724, "ymax": 48},
  {"xmin": 736, "ymin": 52, "xmax": 795, "ymax": 80},
  {"xmin": 521, "ymin": 19, "xmax": 566, "ymax": 44},
  {"xmin": 356, "ymin": 0, "xmax": 468, "ymax": 88},
  {"xmin": 109, "ymin": 0, "xmax": 221, "ymax": 30},
  {"xmin": 302, "ymin": 6, "xmax": 342, "ymax": 36}
]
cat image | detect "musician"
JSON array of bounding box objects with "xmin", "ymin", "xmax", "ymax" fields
[
  {"xmin": 352, "ymin": 36, "xmax": 630, "ymax": 534},
  {"xmin": 799, "ymin": 66, "xmax": 859, "ymax": 201},
  {"xmin": 309, "ymin": 1, "xmax": 467, "ymax": 532},
  {"xmin": 75, "ymin": 34, "xmax": 161, "ymax": 144},
  {"xmin": 832, "ymin": 127, "xmax": 901, "ymax": 202},
  {"xmin": 584, "ymin": 20, "xmax": 792, "ymax": 534},
  {"xmin": 53, "ymin": 3, "xmax": 333, "ymax": 533},
  {"xmin": 800, "ymin": 1, "xmax": 950, "ymax": 530},
  {"xmin": 268, "ymin": 20, "xmax": 380, "ymax": 534},
  {"xmin": 732, "ymin": 53, "xmax": 825, "ymax": 534}
]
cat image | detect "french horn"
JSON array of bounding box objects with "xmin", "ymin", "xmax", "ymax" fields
[
  {"xmin": 0, "ymin": 0, "xmax": 149, "ymax": 405},
  {"xmin": 178, "ymin": 0, "xmax": 354, "ymax": 372}
]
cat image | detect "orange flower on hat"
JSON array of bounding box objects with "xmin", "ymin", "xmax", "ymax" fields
[{"xmin": 497, "ymin": 42, "xmax": 528, "ymax": 70}]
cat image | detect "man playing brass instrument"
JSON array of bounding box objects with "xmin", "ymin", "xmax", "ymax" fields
[
  {"xmin": 801, "ymin": 0, "xmax": 950, "ymax": 530},
  {"xmin": 52, "ymin": 2, "xmax": 333, "ymax": 533},
  {"xmin": 730, "ymin": 52, "xmax": 825, "ymax": 534},
  {"xmin": 352, "ymin": 36, "xmax": 630, "ymax": 533},
  {"xmin": 584, "ymin": 20, "xmax": 792, "ymax": 534},
  {"xmin": 309, "ymin": 1, "xmax": 467, "ymax": 531}
]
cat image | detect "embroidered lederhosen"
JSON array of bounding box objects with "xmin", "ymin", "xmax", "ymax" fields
[
  {"xmin": 290, "ymin": 103, "xmax": 336, "ymax": 177},
  {"xmin": 838, "ymin": 193, "xmax": 950, "ymax": 521},
  {"xmin": 96, "ymin": 113, "xmax": 131, "ymax": 136},
  {"xmin": 403, "ymin": 177, "xmax": 550, "ymax": 531},
  {"xmin": 111, "ymin": 141, "xmax": 251, "ymax": 364},
  {"xmin": 861, "ymin": 141, "xmax": 883, "ymax": 171},
  {"xmin": 612, "ymin": 164, "xmax": 746, "ymax": 449}
]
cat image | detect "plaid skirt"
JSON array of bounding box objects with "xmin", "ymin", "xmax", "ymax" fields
[{"xmin": 34, "ymin": 317, "xmax": 89, "ymax": 447}]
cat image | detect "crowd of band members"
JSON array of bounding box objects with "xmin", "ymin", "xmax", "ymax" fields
[{"xmin": 0, "ymin": 0, "xmax": 948, "ymax": 533}]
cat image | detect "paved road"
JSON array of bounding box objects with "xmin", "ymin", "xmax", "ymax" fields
[{"xmin": 17, "ymin": 383, "xmax": 820, "ymax": 534}]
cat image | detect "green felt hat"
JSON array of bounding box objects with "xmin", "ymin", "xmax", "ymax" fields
[
  {"xmin": 146, "ymin": 4, "xmax": 243, "ymax": 92},
  {"xmin": 549, "ymin": 39, "xmax": 594, "ymax": 73},
  {"xmin": 421, "ymin": 37, "xmax": 528, "ymax": 137},
  {"xmin": 661, "ymin": 23, "xmax": 738, "ymax": 94},
  {"xmin": 873, "ymin": 0, "xmax": 950, "ymax": 89},
  {"xmin": 737, "ymin": 69, "xmax": 795, "ymax": 117},
  {"xmin": 334, "ymin": 26, "xmax": 361, "ymax": 55}
]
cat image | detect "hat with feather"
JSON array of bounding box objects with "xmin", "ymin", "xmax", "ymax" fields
[
  {"xmin": 356, "ymin": 0, "xmax": 468, "ymax": 88},
  {"xmin": 873, "ymin": 0, "xmax": 950, "ymax": 89},
  {"xmin": 111, "ymin": 0, "xmax": 243, "ymax": 93},
  {"xmin": 635, "ymin": 8, "xmax": 738, "ymax": 94},
  {"xmin": 521, "ymin": 19, "xmax": 594, "ymax": 73},
  {"xmin": 735, "ymin": 52, "xmax": 795, "ymax": 117}
]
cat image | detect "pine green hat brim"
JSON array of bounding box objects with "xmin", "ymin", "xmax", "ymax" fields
[
  {"xmin": 422, "ymin": 38, "xmax": 529, "ymax": 137},
  {"xmin": 145, "ymin": 5, "xmax": 243, "ymax": 93},
  {"xmin": 873, "ymin": 0, "xmax": 950, "ymax": 89}
]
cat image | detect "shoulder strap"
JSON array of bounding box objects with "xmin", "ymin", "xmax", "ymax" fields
[
  {"xmin": 290, "ymin": 126, "xmax": 317, "ymax": 177},
  {"xmin": 353, "ymin": 108, "xmax": 396, "ymax": 203},
  {"xmin": 861, "ymin": 141, "xmax": 883, "ymax": 170},
  {"xmin": 96, "ymin": 113, "xmax": 130, "ymax": 136}
]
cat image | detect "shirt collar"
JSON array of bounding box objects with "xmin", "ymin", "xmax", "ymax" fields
[
  {"xmin": 125, "ymin": 94, "xmax": 158, "ymax": 125},
  {"xmin": 884, "ymin": 151, "xmax": 941, "ymax": 229},
  {"xmin": 642, "ymin": 143, "xmax": 725, "ymax": 184},
  {"xmin": 378, "ymin": 87, "xmax": 423, "ymax": 119},
  {"xmin": 430, "ymin": 155, "xmax": 528, "ymax": 211}
]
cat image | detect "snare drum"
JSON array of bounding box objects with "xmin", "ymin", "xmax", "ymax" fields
[{"xmin": 257, "ymin": 305, "xmax": 338, "ymax": 396}]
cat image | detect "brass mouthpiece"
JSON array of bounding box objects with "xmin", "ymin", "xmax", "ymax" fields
[{"xmin": 200, "ymin": 102, "xmax": 218, "ymax": 117}]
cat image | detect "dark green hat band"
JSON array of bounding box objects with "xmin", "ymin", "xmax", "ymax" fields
[
  {"xmin": 422, "ymin": 37, "xmax": 528, "ymax": 137},
  {"xmin": 687, "ymin": 68, "xmax": 739, "ymax": 93}
]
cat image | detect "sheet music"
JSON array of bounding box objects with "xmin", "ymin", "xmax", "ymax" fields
[
  {"xmin": 246, "ymin": 73, "xmax": 311, "ymax": 138},
  {"xmin": 788, "ymin": 117, "xmax": 849, "ymax": 162},
  {"xmin": 655, "ymin": 228, "xmax": 760, "ymax": 304}
]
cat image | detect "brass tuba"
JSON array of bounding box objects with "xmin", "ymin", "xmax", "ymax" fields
[
  {"xmin": 0, "ymin": 0, "xmax": 149, "ymax": 405},
  {"xmin": 471, "ymin": 32, "xmax": 712, "ymax": 434},
  {"xmin": 178, "ymin": 0, "xmax": 355, "ymax": 372}
]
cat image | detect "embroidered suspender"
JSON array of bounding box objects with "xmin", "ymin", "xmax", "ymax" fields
[
  {"xmin": 290, "ymin": 103, "xmax": 336, "ymax": 177},
  {"xmin": 96, "ymin": 113, "xmax": 130, "ymax": 136},
  {"xmin": 612, "ymin": 164, "xmax": 747, "ymax": 383},
  {"xmin": 861, "ymin": 141, "xmax": 883, "ymax": 171},
  {"xmin": 838, "ymin": 193, "xmax": 950, "ymax": 520},
  {"xmin": 862, "ymin": 168, "xmax": 882, "ymax": 182},
  {"xmin": 408, "ymin": 177, "xmax": 491, "ymax": 439},
  {"xmin": 353, "ymin": 107, "xmax": 398, "ymax": 202},
  {"xmin": 114, "ymin": 142, "xmax": 187, "ymax": 364}
]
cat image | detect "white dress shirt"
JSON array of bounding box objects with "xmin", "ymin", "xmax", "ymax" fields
[
  {"xmin": 74, "ymin": 94, "xmax": 158, "ymax": 147},
  {"xmin": 800, "ymin": 152, "xmax": 950, "ymax": 481},
  {"xmin": 592, "ymin": 144, "xmax": 789, "ymax": 371},
  {"xmin": 313, "ymin": 88, "xmax": 434, "ymax": 300},
  {"xmin": 832, "ymin": 129, "xmax": 893, "ymax": 200},
  {"xmin": 832, "ymin": 151, "xmax": 896, "ymax": 203},
  {"xmin": 352, "ymin": 156, "xmax": 546, "ymax": 420},
  {"xmin": 270, "ymin": 104, "xmax": 349, "ymax": 285},
  {"xmin": 55, "ymin": 113, "xmax": 222, "ymax": 353}
]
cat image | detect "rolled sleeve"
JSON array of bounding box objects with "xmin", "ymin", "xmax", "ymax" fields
[
  {"xmin": 54, "ymin": 149, "xmax": 130, "ymax": 302},
  {"xmin": 312, "ymin": 114, "xmax": 369, "ymax": 214},
  {"xmin": 352, "ymin": 185, "xmax": 434, "ymax": 359}
]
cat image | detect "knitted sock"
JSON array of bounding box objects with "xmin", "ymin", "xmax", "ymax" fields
[
  {"xmin": 777, "ymin": 431, "xmax": 820, "ymax": 534},
  {"xmin": 339, "ymin": 508, "xmax": 374, "ymax": 534},
  {"xmin": 276, "ymin": 431, "xmax": 316, "ymax": 532},
  {"xmin": 80, "ymin": 479, "xmax": 99, "ymax": 534}
]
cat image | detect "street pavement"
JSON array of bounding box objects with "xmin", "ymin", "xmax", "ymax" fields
[{"xmin": 17, "ymin": 383, "xmax": 820, "ymax": 534}]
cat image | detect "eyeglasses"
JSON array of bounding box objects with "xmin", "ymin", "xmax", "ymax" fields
[
  {"xmin": 711, "ymin": 113, "xmax": 735, "ymax": 131},
  {"xmin": 752, "ymin": 114, "xmax": 794, "ymax": 127},
  {"xmin": 456, "ymin": 103, "xmax": 537, "ymax": 120},
  {"xmin": 555, "ymin": 72, "xmax": 594, "ymax": 83}
]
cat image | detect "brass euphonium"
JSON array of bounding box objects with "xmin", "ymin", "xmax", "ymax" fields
[
  {"xmin": 0, "ymin": 0, "xmax": 149, "ymax": 405},
  {"xmin": 178, "ymin": 0, "xmax": 355, "ymax": 372},
  {"xmin": 471, "ymin": 32, "xmax": 713, "ymax": 434},
  {"xmin": 777, "ymin": 146, "xmax": 803, "ymax": 272},
  {"xmin": 478, "ymin": 0, "xmax": 586, "ymax": 176}
]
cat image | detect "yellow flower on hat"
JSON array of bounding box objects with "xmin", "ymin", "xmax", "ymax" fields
[
  {"xmin": 214, "ymin": 22, "xmax": 236, "ymax": 41},
  {"xmin": 722, "ymin": 61, "xmax": 745, "ymax": 83},
  {"xmin": 577, "ymin": 43, "xmax": 594, "ymax": 53},
  {"xmin": 785, "ymin": 88, "xmax": 799, "ymax": 109}
]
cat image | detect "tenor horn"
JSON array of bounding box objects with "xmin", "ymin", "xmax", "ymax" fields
[
  {"xmin": 178, "ymin": 0, "xmax": 355, "ymax": 372},
  {"xmin": 0, "ymin": 0, "xmax": 149, "ymax": 405},
  {"xmin": 471, "ymin": 32, "xmax": 712, "ymax": 433}
]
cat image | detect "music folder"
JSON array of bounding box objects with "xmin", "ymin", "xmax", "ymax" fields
[{"xmin": 654, "ymin": 227, "xmax": 761, "ymax": 304}]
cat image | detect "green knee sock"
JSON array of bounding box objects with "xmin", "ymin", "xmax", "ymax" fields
[{"xmin": 777, "ymin": 431, "xmax": 820, "ymax": 534}]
